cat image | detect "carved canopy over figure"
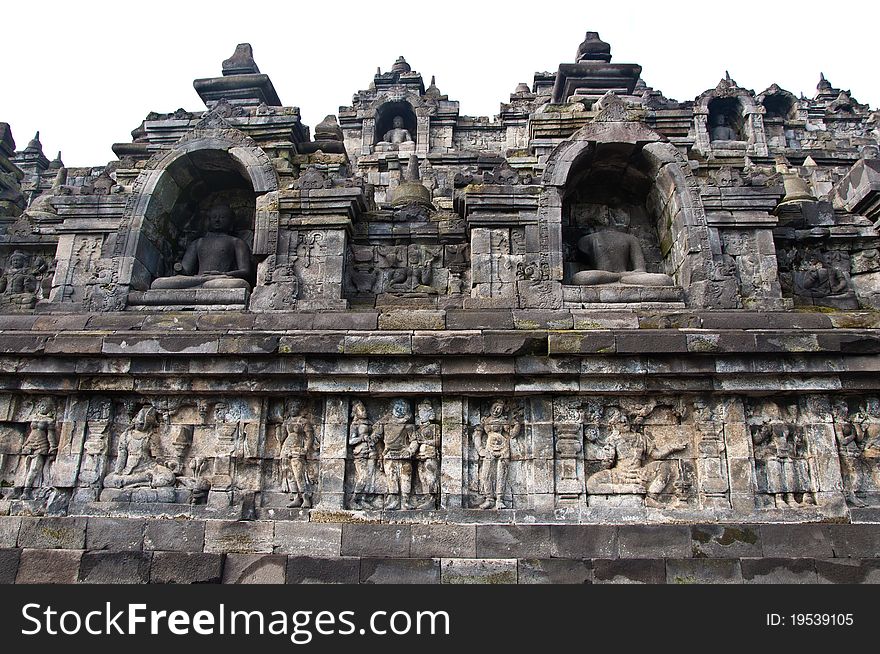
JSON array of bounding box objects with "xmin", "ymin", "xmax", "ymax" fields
[
  {"xmin": 571, "ymin": 229, "xmax": 674, "ymax": 286},
  {"xmin": 150, "ymin": 204, "xmax": 254, "ymax": 290},
  {"xmin": 382, "ymin": 116, "xmax": 413, "ymax": 145}
]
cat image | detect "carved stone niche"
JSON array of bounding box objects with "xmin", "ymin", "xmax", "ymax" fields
[
  {"xmin": 97, "ymin": 397, "xmax": 262, "ymax": 509},
  {"xmin": 559, "ymin": 141, "xmax": 683, "ymax": 306},
  {"xmin": 344, "ymin": 397, "xmax": 440, "ymax": 511},
  {"xmin": 693, "ymin": 77, "xmax": 769, "ymax": 159},
  {"xmin": 776, "ymin": 244, "xmax": 859, "ymax": 310},
  {"xmin": 0, "ymin": 395, "xmax": 60, "ymax": 504},
  {"xmin": 831, "ymin": 396, "xmax": 880, "ymax": 508},
  {"xmin": 261, "ymin": 397, "xmax": 322, "ymax": 511},
  {"xmin": 747, "ymin": 399, "xmax": 818, "ymax": 509}
]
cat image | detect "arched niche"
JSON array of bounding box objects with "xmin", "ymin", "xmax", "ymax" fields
[
  {"xmin": 707, "ymin": 97, "xmax": 745, "ymax": 141},
  {"xmin": 758, "ymin": 86, "xmax": 800, "ymax": 149},
  {"xmin": 374, "ymin": 100, "xmax": 418, "ymax": 146},
  {"xmin": 361, "ymin": 91, "xmax": 431, "ymax": 156},
  {"xmin": 693, "ymin": 80, "xmax": 768, "ymax": 158},
  {"xmin": 110, "ymin": 127, "xmax": 279, "ymax": 299},
  {"xmin": 541, "ymin": 122, "xmax": 716, "ymax": 307}
]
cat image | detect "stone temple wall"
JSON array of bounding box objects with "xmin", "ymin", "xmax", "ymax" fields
[{"xmin": 1, "ymin": 34, "xmax": 880, "ymax": 583}]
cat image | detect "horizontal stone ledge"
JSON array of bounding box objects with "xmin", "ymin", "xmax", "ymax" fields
[{"xmin": 4, "ymin": 310, "xmax": 880, "ymax": 334}]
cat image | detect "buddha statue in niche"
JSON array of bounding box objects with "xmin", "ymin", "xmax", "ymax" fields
[
  {"xmin": 382, "ymin": 116, "xmax": 413, "ymax": 145},
  {"xmin": 710, "ymin": 114, "xmax": 739, "ymax": 141},
  {"xmin": 150, "ymin": 204, "xmax": 253, "ymax": 290},
  {"xmin": 571, "ymin": 229, "xmax": 674, "ymax": 286}
]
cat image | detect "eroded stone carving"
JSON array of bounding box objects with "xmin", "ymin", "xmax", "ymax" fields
[
  {"xmin": 471, "ymin": 399, "xmax": 523, "ymax": 509},
  {"xmin": 0, "ymin": 250, "xmax": 48, "ymax": 311},
  {"xmin": 571, "ymin": 229, "xmax": 674, "ymax": 286}
]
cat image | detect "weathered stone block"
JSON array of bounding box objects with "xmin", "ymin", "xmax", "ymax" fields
[
  {"xmin": 0, "ymin": 516, "xmax": 21, "ymax": 548},
  {"xmin": 143, "ymin": 519, "xmax": 205, "ymax": 552},
  {"xmin": 691, "ymin": 525, "xmax": 762, "ymax": 558},
  {"xmin": 286, "ymin": 556, "xmax": 360, "ymax": 584},
  {"xmin": 274, "ymin": 522, "xmax": 342, "ymax": 556},
  {"xmin": 360, "ymin": 558, "xmax": 440, "ymax": 584},
  {"xmin": 741, "ymin": 558, "xmax": 818, "ymax": 584},
  {"xmin": 341, "ymin": 524, "xmax": 411, "ymax": 558},
  {"xmin": 618, "ymin": 525, "xmax": 690, "ymax": 558},
  {"xmin": 17, "ymin": 517, "xmax": 86, "ymax": 549},
  {"xmin": 446, "ymin": 310, "xmax": 514, "ymax": 330},
  {"xmin": 150, "ymin": 552, "xmax": 224, "ymax": 584},
  {"xmin": 518, "ymin": 559, "xmax": 592, "ymax": 584},
  {"xmin": 815, "ymin": 559, "xmax": 880, "ymax": 584},
  {"xmin": 411, "ymin": 524, "xmax": 476, "ymax": 558},
  {"xmin": 475, "ymin": 525, "xmax": 551, "ymax": 558},
  {"xmin": 665, "ymin": 559, "xmax": 743, "ymax": 584},
  {"xmin": 593, "ymin": 559, "xmax": 666, "ymax": 584},
  {"xmin": 86, "ymin": 517, "xmax": 145, "ymax": 551},
  {"xmin": 0, "ymin": 549, "xmax": 20, "ymax": 584},
  {"xmin": 16, "ymin": 549, "xmax": 83, "ymax": 584},
  {"xmin": 379, "ymin": 311, "xmax": 446, "ymax": 330},
  {"xmin": 205, "ymin": 520, "xmax": 275, "ymax": 553},
  {"xmin": 440, "ymin": 558, "xmax": 517, "ymax": 584},
  {"xmin": 79, "ymin": 551, "xmax": 152, "ymax": 584},
  {"xmin": 412, "ymin": 331, "xmax": 484, "ymax": 355},
  {"xmin": 223, "ymin": 554, "xmax": 287, "ymax": 584},
  {"xmin": 826, "ymin": 524, "xmax": 880, "ymax": 558},
  {"xmin": 344, "ymin": 333, "xmax": 412, "ymax": 355},
  {"xmin": 548, "ymin": 332, "xmax": 615, "ymax": 354},
  {"xmin": 760, "ymin": 525, "xmax": 833, "ymax": 558},
  {"xmin": 550, "ymin": 526, "xmax": 618, "ymax": 559}
]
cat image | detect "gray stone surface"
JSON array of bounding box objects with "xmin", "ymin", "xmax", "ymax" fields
[
  {"xmin": 0, "ymin": 549, "xmax": 20, "ymax": 584},
  {"xmin": 666, "ymin": 559, "xmax": 743, "ymax": 584},
  {"xmin": 274, "ymin": 522, "xmax": 342, "ymax": 556},
  {"xmin": 360, "ymin": 558, "xmax": 440, "ymax": 584},
  {"xmin": 0, "ymin": 516, "xmax": 21, "ymax": 548},
  {"xmin": 618, "ymin": 525, "xmax": 691, "ymax": 559},
  {"xmin": 79, "ymin": 551, "xmax": 151, "ymax": 584},
  {"xmin": 341, "ymin": 524, "xmax": 411, "ymax": 558},
  {"xmin": 144, "ymin": 520, "xmax": 205, "ymax": 552},
  {"xmin": 741, "ymin": 558, "xmax": 819, "ymax": 584},
  {"xmin": 440, "ymin": 558, "xmax": 517, "ymax": 584},
  {"xmin": 205, "ymin": 520, "xmax": 274, "ymax": 554},
  {"xmin": 593, "ymin": 559, "xmax": 666, "ymax": 584},
  {"xmin": 286, "ymin": 556, "xmax": 360, "ymax": 584},
  {"xmin": 476, "ymin": 525, "xmax": 551, "ymax": 558},
  {"xmin": 518, "ymin": 558, "xmax": 592, "ymax": 584},
  {"xmin": 17, "ymin": 517, "xmax": 86, "ymax": 549},
  {"xmin": 550, "ymin": 526, "xmax": 618, "ymax": 558},
  {"xmin": 411, "ymin": 524, "xmax": 476, "ymax": 558},
  {"xmin": 86, "ymin": 518, "xmax": 145, "ymax": 551},
  {"xmin": 223, "ymin": 554, "xmax": 287, "ymax": 584},
  {"xmin": 691, "ymin": 525, "xmax": 762, "ymax": 559},
  {"xmin": 16, "ymin": 549, "xmax": 83, "ymax": 583},
  {"xmin": 150, "ymin": 552, "xmax": 224, "ymax": 583}
]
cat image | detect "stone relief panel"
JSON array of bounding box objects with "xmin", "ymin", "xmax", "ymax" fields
[
  {"xmin": 262, "ymin": 397, "xmax": 322, "ymax": 509},
  {"xmin": 465, "ymin": 398, "xmax": 527, "ymax": 509},
  {"xmin": 776, "ymin": 245, "xmax": 859, "ymax": 310},
  {"xmin": 831, "ymin": 396, "xmax": 880, "ymax": 508},
  {"xmin": 0, "ymin": 395, "xmax": 60, "ymax": 501},
  {"xmin": 95, "ymin": 397, "xmax": 263, "ymax": 507},
  {"xmin": 346, "ymin": 243, "xmax": 469, "ymax": 301},
  {"xmin": 554, "ymin": 396, "xmax": 731, "ymax": 509},
  {"xmin": 345, "ymin": 397, "xmax": 440, "ymax": 510},
  {"xmin": 0, "ymin": 249, "xmax": 52, "ymax": 312},
  {"xmin": 746, "ymin": 398, "xmax": 819, "ymax": 509}
]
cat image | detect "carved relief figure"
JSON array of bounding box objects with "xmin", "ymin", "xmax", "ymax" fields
[
  {"xmin": 585, "ymin": 407, "xmax": 686, "ymax": 507},
  {"xmin": 150, "ymin": 205, "xmax": 254, "ymax": 290},
  {"xmin": 833, "ymin": 400, "xmax": 870, "ymax": 507},
  {"xmin": 349, "ymin": 399, "xmax": 380, "ymax": 509},
  {"xmin": 571, "ymin": 230, "xmax": 673, "ymax": 286},
  {"xmin": 374, "ymin": 399, "xmax": 416, "ymax": 510},
  {"xmin": 0, "ymin": 250, "xmax": 48, "ymax": 311},
  {"xmin": 12, "ymin": 397, "xmax": 57, "ymax": 500},
  {"xmin": 473, "ymin": 399, "xmax": 522, "ymax": 509},
  {"xmin": 751, "ymin": 415, "xmax": 815, "ymax": 508},
  {"xmin": 412, "ymin": 399, "xmax": 440, "ymax": 509},
  {"xmin": 279, "ymin": 405, "xmax": 316, "ymax": 508},
  {"xmin": 102, "ymin": 406, "xmax": 177, "ymax": 501}
]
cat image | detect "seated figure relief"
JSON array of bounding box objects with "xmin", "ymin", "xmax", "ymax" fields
[
  {"xmin": 150, "ymin": 205, "xmax": 254, "ymax": 291},
  {"xmin": 381, "ymin": 115, "xmax": 413, "ymax": 145},
  {"xmin": 710, "ymin": 114, "xmax": 739, "ymax": 141},
  {"xmin": 571, "ymin": 229, "xmax": 674, "ymax": 286}
]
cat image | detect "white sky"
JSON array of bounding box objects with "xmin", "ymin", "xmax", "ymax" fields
[{"xmin": 3, "ymin": 0, "xmax": 877, "ymax": 167}]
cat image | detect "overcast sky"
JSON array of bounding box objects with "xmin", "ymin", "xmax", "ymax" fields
[{"xmin": 3, "ymin": 0, "xmax": 877, "ymax": 166}]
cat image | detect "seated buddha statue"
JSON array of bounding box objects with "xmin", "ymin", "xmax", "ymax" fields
[
  {"xmin": 150, "ymin": 205, "xmax": 253, "ymax": 290},
  {"xmin": 571, "ymin": 229, "xmax": 674, "ymax": 286},
  {"xmin": 710, "ymin": 114, "xmax": 739, "ymax": 141},
  {"xmin": 382, "ymin": 116, "xmax": 413, "ymax": 145}
]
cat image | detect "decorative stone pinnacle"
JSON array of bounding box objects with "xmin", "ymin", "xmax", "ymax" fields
[
  {"xmin": 222, "ymin": 43, "xmax": 260, "ymax": 76},
  {"xmin": 575, "ymin": 31, "xmax": 611, "ymax": 63},
  {"xmin": 392, "ymin": 56, "xmax": 411, "ymax": 74}
]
